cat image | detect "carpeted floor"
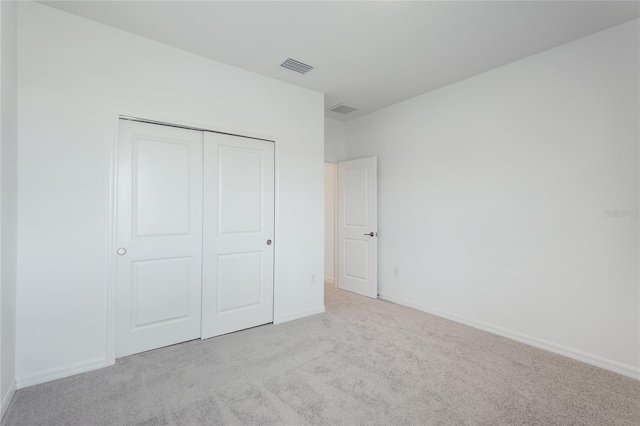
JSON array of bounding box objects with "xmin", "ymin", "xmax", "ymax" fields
[{"xmin": 3, "ymin": 282, "xmax": 639, "ymax": 425}]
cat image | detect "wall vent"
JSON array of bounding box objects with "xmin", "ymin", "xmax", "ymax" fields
[
  {"xmin": 329, "ymin": 104, "xmax": 357, "ymax": 114},
  {"xmin": 280, "ymin": 58, "xmax": 313, "ymax": 74}
]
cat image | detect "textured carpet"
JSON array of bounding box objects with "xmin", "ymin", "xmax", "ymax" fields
[{"xmin": 3, "ymin": 282, "xmax": 639, "ymax": 425}]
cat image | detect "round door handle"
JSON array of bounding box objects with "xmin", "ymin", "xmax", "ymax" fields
[
  {"xmin": 117, "ymin": 248, "xmax": 127, "ymax": 255},
  {"xmin": 266, "ymin": 239, "xmax": 272, "ymax": 245}
]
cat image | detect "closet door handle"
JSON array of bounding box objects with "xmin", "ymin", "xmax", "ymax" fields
[{"xmin": 266, "ymin": 239, "xmax": 272, "ymax": 245}]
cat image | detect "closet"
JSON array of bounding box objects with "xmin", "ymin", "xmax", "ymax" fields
[{"xmin": 115, "ymin": 119, "xmax": 274, "ymax": 357}]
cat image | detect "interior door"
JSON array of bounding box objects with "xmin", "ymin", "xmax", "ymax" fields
[
  {"xmin": 201, "ymin": 132, "xmax": 275, "ymax": 338},
  {"xmin": 338, "ymin": 157, "xmax": 378, "ymax": 298},
  {"xmin": 116, "ymin": 120, "xmax": 203, "ymax": 358}
]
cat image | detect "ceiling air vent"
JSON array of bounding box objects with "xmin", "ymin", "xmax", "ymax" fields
[
  {"xmin": 329, "ymin": 104, "xmax": 357, "ymax": 114},
  {"xmin": 280, "ymin": 58, "xmax": 313, "ymax": 74}
]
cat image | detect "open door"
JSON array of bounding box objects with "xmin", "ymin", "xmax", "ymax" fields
[{"xmin": 338, "ymin": 157, "xmax": 377, "ymax": 298}]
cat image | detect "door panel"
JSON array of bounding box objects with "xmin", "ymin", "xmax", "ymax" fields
[
  {"xmin": 343, "ymin": 166, "xmax": 369, "ymax": 226},
  {"xmin": 131, "ymin": 257, "xmax": 191, "ymax": 328},
  {"xmin": 217, "ymin": 252, "xmax": 263, "ymax": 312},
  {"xmin": 338, "ymin": 157, "xmax": 378, "ymax": 298},
  {"xmin": 344, "ymin": 239, "xmax": 369, "ymax": 280},
  {"xmin": 202, "ymin": 132, "xmax": 275, "ymax": 338},
  {"xmin": 116, "ymin": 120, "xmax": 203, "ymax": 357},
  {"xmin": 218, "ymin": 146, "xmax": 264, "ymax": 234}
]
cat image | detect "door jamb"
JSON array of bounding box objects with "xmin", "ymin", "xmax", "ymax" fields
[
  {"xmin": 324, "ymin": 162, "xmax": 339, "ymax": 288},
  {"xmin": 334, "ymin": 163, "xmax": 339, "ymax": 288}
]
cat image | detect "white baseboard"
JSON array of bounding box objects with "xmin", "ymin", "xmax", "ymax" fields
[
  {"xmin": 379, "ymin": 293, "xmax": 640, "ymax": 380},
  {"xmin": 17, "ymin": 357, "xmax": 107, "ymax": 389},
  {"xmin": 274, "ymin": 305, "xmax": 325, "ymax": 324},
  {"xmin": 324, "ymin": 277, "xmax": 335, "ymax": 284},
  {"xmin": 1, "ymin": 378, "xmax": 16, "ymax": 420}
]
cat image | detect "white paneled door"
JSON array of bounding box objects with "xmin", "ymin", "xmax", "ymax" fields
[
  {"xmin": 201, "ymin": 132, "xmax": 275, "ymax": 339},
  {"xmin": 338, "ymin": 157, "xmax": 378, "ymax": 298},
  {"xmin": 116, "ymin": 120, "xmax": 204, "ymax": 358},
  {"xmin": 116, "ymin": 120, "xmax": 275, "ymax": 357}
]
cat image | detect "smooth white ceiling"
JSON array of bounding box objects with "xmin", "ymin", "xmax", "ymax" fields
[{"xmin": 41, "ymin": 1, "xmax": 639, "ymax": 121}]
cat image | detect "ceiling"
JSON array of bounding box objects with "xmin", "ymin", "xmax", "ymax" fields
[{"xmin": 41, "ymin": 1, "xmax": 639, "ymax": 121}]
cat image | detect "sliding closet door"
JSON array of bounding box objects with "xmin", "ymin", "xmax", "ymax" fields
[
  {"xmin": 115, "ymin": 120, "xmax": 203, "ymax": 358},
  {"xmin": 201, "ymin": 132, "xmax": 275, "ymax": 339}
]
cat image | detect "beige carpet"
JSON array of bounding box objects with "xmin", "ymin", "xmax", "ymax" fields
[{"xmin": 3, "ymin": 282, "xmax": 639, "ymax": 425}]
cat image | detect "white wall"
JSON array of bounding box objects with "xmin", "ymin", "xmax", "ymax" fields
[
  {"xmin": 0, "ymin": 0, "xmax": 18, "ymax": 417},
  {"xmin": 324, "ymin": 163, "xmax": 337, "ymax": 283},
  {"xmin": 346, "ymin": 20, "xmax": 640, "ymax": 378},
  {"xmin": 324, "ymin": 118, "xmax": 346, "ymax": 163},
  {"xmin": 17, "ymin": 1, "xmax": 324, "ymax": 387}
]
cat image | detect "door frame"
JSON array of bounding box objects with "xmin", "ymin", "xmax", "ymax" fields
[
  {"xmin": 324, "ymin": 162, "xmax": 339, "ymax": 287},
  {"xmin": 106, "ymin": 108, "xmax": 278, "ymax": 366}
]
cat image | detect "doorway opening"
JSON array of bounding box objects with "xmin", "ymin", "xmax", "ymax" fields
[{"xmin": 324, "ymin": 158, "xmax": 378, "ymax": 301}]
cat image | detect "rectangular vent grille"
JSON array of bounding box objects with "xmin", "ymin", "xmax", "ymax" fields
[
  {"xmin": 281, "ymin": 58, "xmax": 313, "ymax": 74},
  {"xmin": 329, "ymin": 104, "xmax": 357, "ymax": 114}
]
